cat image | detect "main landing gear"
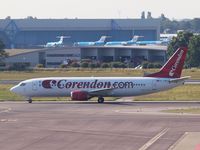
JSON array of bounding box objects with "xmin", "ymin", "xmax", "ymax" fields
[
  {"xmin": 98, "ymin": 97, "xmax": 104, "ymax": 103},
  {"xmin": 27, "ymin": 98, "xmax": 32, "ymax": 103}
]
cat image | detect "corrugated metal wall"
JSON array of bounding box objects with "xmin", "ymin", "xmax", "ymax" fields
[{"xmin": 0, "ymin": 19, "xmax": 160, "ymax": 48}]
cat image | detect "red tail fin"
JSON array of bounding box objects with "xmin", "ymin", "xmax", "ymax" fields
[{"xmin": 146, "ymin": 47, "xmax": 188, "ymax": 78}]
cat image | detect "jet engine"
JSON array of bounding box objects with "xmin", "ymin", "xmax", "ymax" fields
[{"xmin": 71, "ymin": 90, "xmax": 89, "ymax": 101}]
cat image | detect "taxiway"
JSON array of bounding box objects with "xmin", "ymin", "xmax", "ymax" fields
[{"xmin": 0, "ymin": 101, "xmax": 200, "ymax": 150}]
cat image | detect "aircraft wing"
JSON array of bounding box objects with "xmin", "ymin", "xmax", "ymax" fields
[
  {"xmin": 169, "ymin": 76, "xmax": 191, "ymax": 83},
  {"xmin": 88, "ymin": 88, "xmax": 114, "ymax": 96}
]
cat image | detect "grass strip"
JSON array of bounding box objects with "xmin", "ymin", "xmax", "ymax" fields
[
  {"xmin": 0, "ymin": 68, "xmax": 200, "ymax": 80},
  {"xmin": 135, "ymin": 85, "xmax": 200, "ymax": 101},
  {"xmin": 163, "ymin": 108, "xmax": 200, "ymax": 114}
]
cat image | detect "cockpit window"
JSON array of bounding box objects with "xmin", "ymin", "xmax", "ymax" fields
[{"xmin": 19, "ymin": 83, "xmax": 26, "ymax": 86}]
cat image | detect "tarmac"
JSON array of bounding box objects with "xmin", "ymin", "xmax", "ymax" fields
[
  {"xmin": 0, "ymin": 101, "xmax": 200, "ymax": 150},
  {"xmin": 170, "ymin": 132, "xmax": 200, "ymax": 150}
]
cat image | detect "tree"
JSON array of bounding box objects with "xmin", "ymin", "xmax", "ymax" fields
[
  {"xmin": 160, "ymin": 13, "xmax": 167, "ymax": 21},
  {"xmin": 89, "ymin": 63, "xmax": 97, "ymax": 69},
  {"xmin": 160, "ymin": 15, "xmax": 172, "ymax": 33},
  {"xmin": 170, "ymin": 20, "xmax": 179, "ymax": 33},
  {"xmin": 147, "ymin": 12, "xmax": 152, "ymax": 19},
  {"xmin": 70, "ymin": 62, "xmax": 80, "ymax": 68},
  {"xmin": 167, "ymin": 32, "xmax": 200, "ymax": 67},
  {"xmin": 101, "ymin": 63, "xmax": 110, "ymax": 68},
  {"xmin": 0, "ymin": 40, "xmax": 8, "ymax": 63},
  {"xmin": 5, "ymin": 16, "xmax": 11, "ymax": 20},
  {"xmin": 141, "ymin": 11, "xmax": 145, "ymax": 19},
  {"xmin": 191, "ymin": 18, "xmax": 200, "ymax": 32},
  {"xmin": 167, "ymin": 31, "xmax": 193, "ymax": 58},
  {"xmin": 81, "ymin": 62, "xmax": 89, "ymax": 68},
  {"xmin": 188, "ymin": 35, "xmax": 200, "ymax": 67},
  {"xmin": 179, "ymin": 21, "xmax": 192, "ymax": 31},
  {"xmin": 159, "ymin": 14, "xmax": 200, "ymax": 33},
  {"xmin": 27, "ymin": 16, "xmax": 34, "ymax": 19}
]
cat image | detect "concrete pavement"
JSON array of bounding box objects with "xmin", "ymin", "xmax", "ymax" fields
[{"xmin": 0, "ymin": 101, "xmax": 200, "ymax": 150}]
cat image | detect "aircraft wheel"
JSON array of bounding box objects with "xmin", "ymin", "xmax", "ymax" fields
[
  {"xmin": 98, "ymin": 97, "xmax": 104, "ymax": 103},
  {"xmin": 28, "ymin": 98, "xmax": 32, "ymax": 103}
]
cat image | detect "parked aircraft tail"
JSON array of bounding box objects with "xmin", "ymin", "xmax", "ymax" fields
[
  {"xmin": 56, "ymin": 36, "xmax": 71, "ymax": 43},
  {"xmin": 98, "ymin": 36, "xmax": 110, "ymax": 42},
  {"xmin": 146, "ymin": 47, "xmax": 188, "ymax": 78},
  {"xmin": 131, "ymin": 36, "xmax": 143, "ymax": 43}
]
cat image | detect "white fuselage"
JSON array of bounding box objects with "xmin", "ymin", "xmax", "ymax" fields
[{"xmin": 10, "ymin": 77, "xmax": 184, "ymax": 98}]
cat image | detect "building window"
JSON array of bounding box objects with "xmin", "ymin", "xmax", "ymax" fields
[
  {"xmin": 46, "ymin": 62, "xmax": 62, "ymax": 65},
  {"xmin": 46, "ymin": 54, "xmax": 80, "ymax": 57}
]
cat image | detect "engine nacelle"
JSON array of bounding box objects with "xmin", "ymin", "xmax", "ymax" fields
[{"xmin": 71, "ymin": 90, "xmax": 89, "ymax": 101}]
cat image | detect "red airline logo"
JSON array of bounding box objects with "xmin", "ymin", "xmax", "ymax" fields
[
  {"xmin": 169, "ymin": 49, "xmax": 184, "ymax": 77},
  {"xmin": 41, "ymin": 79, "xmax": 138, "ymax": 89}
]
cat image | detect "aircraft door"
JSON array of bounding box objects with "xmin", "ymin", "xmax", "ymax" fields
[
  {"xmin": 32, "ymin": 81, "xmax": 38, "ymax": 91},
  {"xmin": 152, "ymin": 80, "xmax": 157, "ymax": 91}
]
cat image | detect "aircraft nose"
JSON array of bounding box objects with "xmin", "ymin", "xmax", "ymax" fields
[{"xmin": 10, "ymin": 86, "xmax": 19, "ymax": 94}]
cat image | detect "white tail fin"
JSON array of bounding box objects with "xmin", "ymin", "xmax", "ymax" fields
[
  {"xmin": 98, "ymin": 36, "xmax": 110, "ymax": 42},
  {"xmin": 131, "ymin": 36, "xmax": 143, "ymax": 42},
  {"xmin": 57, "ymin": 36, "xmax": 71, "ymax": 43}
]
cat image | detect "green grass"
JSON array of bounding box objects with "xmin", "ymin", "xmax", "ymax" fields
[
  {"xmin": 182, "ymin": 68, "xmax": 200, "ymax": 80},
  {"xmin": 0, "ymin": 68, "xmax": 200, "ymax": 80},
  {"xmin": 135, "ymin": 85, "xmax": 200, "ymax": 101},
  {"xmin": 0, "ymin": 69, "xmax": 142, "ymax": 80},
  {"xmin": 0, "ymin": 84, "xmax": 24, "ymax": 101},
  {"xmin": 163, "ymin": 108, "xmax": 200, "ymax": 114}
]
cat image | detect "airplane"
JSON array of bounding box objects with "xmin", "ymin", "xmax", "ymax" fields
[
  {"xmin": 136, "ymin": 40, "xmax": 163, "ymax": 45},
  {"xmin": 136, "ymin": 37, "xmax": 172, "ymax": 45},
  {"xmin": 105, "ymin": 36, "xmax": 142, "ymax": 46},
  {"xmin": 160, "ymin": 34, "xmax": 177, "ymax": 41},
  {"xmin": 10, "ymin": 47, "xmax": 190, "ymax": 104},
  {"xmin": 74, "ymin": 36, "xmax": 110, "ymax": 46},
  {"xmin": 45, "ymin": 36, "xmax": 70, "ymax": 48}
]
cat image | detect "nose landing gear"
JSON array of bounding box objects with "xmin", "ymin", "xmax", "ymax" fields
[{"xmin": 27, "ymin": 98, "xmax": 32, "ymax": 103}]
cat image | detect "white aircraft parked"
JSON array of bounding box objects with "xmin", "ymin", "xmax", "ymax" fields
[
  {"xmin": 45, "ymin": 36, "xmax": 70, "ymax": 48},
  {"xmin": 10, "ymin": 47, "xmax": 190, "ymax": 103}
]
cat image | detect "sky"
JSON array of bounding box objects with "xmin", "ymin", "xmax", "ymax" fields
[{"xmin": 1, "ymin": 0, "xmax": 200, "ymax": 20}]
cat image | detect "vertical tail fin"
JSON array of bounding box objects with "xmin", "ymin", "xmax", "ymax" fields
[
  {"xmin": 57, "ymin": 36, "xmax": 71, "ymax": 44},
  {"xmin": 146, "ymin": 47, "xmax": 188, "ymax": 78},
  {"xmin": 131, "ymin": 36, "xmax": 143, "ymax": 43},
  {"xmin": 59, "ymin": 36, "xmax": 64, "ymax": 43},
  {"xmin": 98, "ymin": 36, "xmax": 108, "ymax": 42}
]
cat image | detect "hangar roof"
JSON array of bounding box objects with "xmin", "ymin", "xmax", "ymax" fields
[{"xmin": 0, "ymin": 19, "xmax": 160, "ymax": 31}]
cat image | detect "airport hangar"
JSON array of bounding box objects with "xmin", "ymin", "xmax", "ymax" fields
[
  {"xmin": 0, "ymin": 18, "xmax": 160, "ymax": 48},
  {"xmin": 5, "ymin": 45, "xmax": 167, "ymax": 68},
  {"xmin": 1, "ymin": 18, "xmax": 166, "ymax": 68}
]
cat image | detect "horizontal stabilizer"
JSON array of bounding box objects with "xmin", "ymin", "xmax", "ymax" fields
[{"xmin": 169, "ymin": 76, "xmax": 191, "ymax": 83}]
